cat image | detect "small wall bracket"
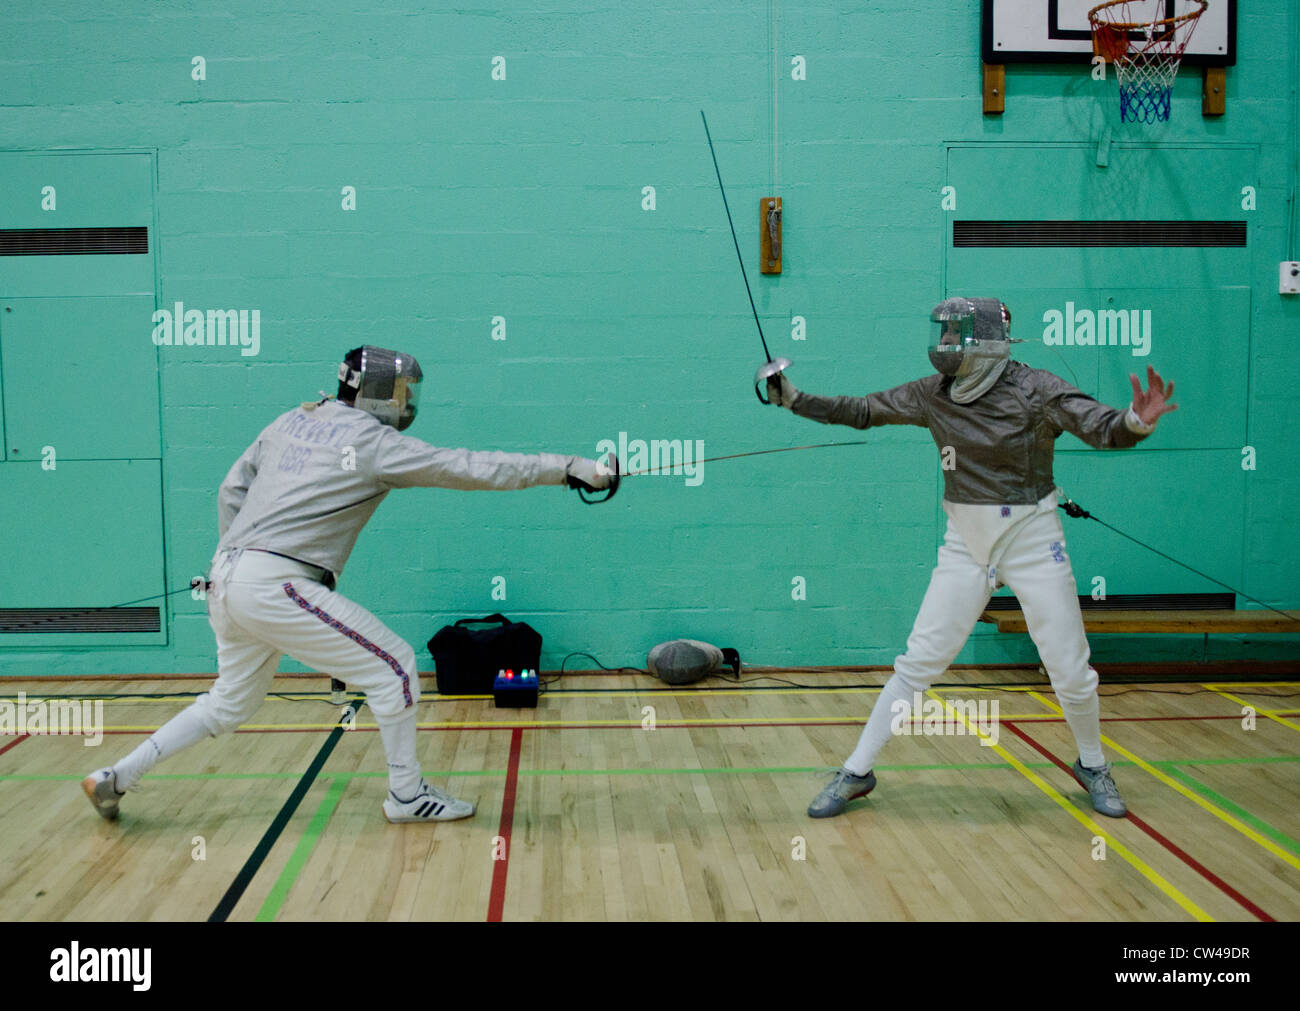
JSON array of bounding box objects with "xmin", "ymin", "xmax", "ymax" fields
[
  {"xmin": 761, "ymin": 197, "xmax": 782, "ymax": 274},
  {"xmin": 982, "ymin": 62, "xmax": 1005, "ymax": 115}
]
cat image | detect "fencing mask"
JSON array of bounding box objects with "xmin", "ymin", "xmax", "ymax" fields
[
  {"xmin": 338, "ymin": 346, "xmax": 423, "ymax": 431},
  {"xmin": 647, "ymin": 639, "xmax": 742, "ymax": 685},
  {"xmin": 927, "ymin": 298, "xmax": 1014, "ymax": 404}
]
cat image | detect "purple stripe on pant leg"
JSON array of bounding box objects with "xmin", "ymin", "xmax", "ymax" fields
[{"xmin": 281, "ymin": 582, "xmax": 413, "ymax": 706}]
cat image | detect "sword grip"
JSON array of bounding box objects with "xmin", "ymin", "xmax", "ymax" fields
[{"xmin": 576, "ymin": 454, "xmax": 621, "ymax": 504}]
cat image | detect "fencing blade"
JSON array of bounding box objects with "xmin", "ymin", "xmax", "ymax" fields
[
  {"xmin": 701, "ymin": 110, "xmax": 793, "ymax": 403},
  {"xmin": 623, "ymin": 439, "xmax": 872, "ymax": 478}
]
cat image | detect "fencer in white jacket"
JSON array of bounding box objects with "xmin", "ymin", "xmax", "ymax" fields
[
  {"xmin": 765, "ymin": 299, "xmax": 1178, "ymax": 819},
  {"xmin": 84, "ymin": 346, "xmax": 615, "ymax": 824}
]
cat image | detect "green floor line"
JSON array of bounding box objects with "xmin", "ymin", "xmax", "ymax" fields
[
  {"xmin": 1160, "ymin": 765, "xmax": 1300, "ymax": 857},
  {"xmin": 255, "ymin": 776, "xmax": 350, "ymax": 923},
  {"xmin": 1152, "ymin": 755, "xmax": 1300, "ymax": 767}
]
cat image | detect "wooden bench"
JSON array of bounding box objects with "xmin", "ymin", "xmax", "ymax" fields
[{"xmin": 979, "ymin": 609, "xmax": 1300, "ymax": 635}]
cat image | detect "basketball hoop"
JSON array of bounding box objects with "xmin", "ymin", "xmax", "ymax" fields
[{"xmin": 1088, "ymin": 1, "xmax": 1208, "ymax": 123}]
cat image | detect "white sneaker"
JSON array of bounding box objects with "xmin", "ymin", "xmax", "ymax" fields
[
  {"xmin": 82, "ymin": 768, "xmax": 124, "ymax": 820},
  {"xmin": 382, "ymin": 781, "xmax": 475, "ymax": 823}
]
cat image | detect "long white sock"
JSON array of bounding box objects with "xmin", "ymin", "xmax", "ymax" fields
[
  {"xmin": 844, "ymin": 673, "xmax": 921, "ymax": 776},
  {"xmin": 377, "ymin": 708, "xmax": 422, "ymax": 800},
  {"xmin": 1059, "ymin": 693, "xmax": 1105, "ymax": 768},
  {"xmin": 112, "ymin": 705, "xmax": 212, "ymax": 790}
]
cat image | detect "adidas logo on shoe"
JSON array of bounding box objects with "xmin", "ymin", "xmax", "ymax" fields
[{"xmin": 382, "ymin": 782, "xmax": 475, "ymax": 823}]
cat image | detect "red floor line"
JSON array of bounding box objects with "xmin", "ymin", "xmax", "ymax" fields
[
  {"xmin": 0, "ymin": 735, "xmax": 29, "ymax": 756},
  {"xmin": 486, "ymin": 727, "xmax": 523, "ymax": 923},
  {"xmin": 1002, "ymin": 720, "xmax": 1274, "ymax": 923},
  {"xmin": 65, "ymin": 709, "xmax": 1300, "ymax": 740},
  {"xmin": 83, "ymin": 721, "xmax": 870, "ymax": 737}
]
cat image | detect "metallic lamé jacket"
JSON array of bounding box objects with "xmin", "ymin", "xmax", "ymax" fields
[{"xmin": 790, "ymin": 361, "xmax": 1147, "ymax": 505}]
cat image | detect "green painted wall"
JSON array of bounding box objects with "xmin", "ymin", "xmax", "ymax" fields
[{"xmin": 1, "ymin": 2, "xmax": 1296, "ymax": 676}]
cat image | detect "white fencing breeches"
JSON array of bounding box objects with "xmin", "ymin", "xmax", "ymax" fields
[
  {"xmin": 200, "ymin": 548, "xmax": 420, "ymax": 728},
  {"xmin": 112, "ymin": 548, "xmax": 423, "ymax": 796},
  {"xmin": 844, "ymin": 509, "xmax": 1105, "ymax": 775}
]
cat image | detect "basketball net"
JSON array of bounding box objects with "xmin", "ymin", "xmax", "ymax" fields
[{"xmin": 1089, "ymin": 1, "xmax": 1208, "ymax": 123}]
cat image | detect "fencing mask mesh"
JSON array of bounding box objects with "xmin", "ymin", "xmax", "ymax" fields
[
  {"xmin": 928, "ymin": 298, "xmax": 1013, "ymax": 404},
  {"xmin": 338, "ymin": 346, "xmax": 423, "ymax": 431},
  {"xmin": 647, "ymin": 639, "xmax": 742, "ymax": 685}
]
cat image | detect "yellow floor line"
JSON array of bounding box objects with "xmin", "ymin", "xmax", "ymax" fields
[
  {"xmin": 922, "ymin": 689, "xmax": 1211, "ymax": 921},
  {"xmin": 4, "ymin": 689, "xmax": 889, "ymax": 704},
  {"xmin": 1202, "ymin": 682, "xmax": 1300, "ymax": 689},
  {"xmin": 78, "ymin": 712, "xmax": 1065, "ymax": 733},
  {"xmin": 1026, "ymin": 689, "xmax": 1300, "ymax": 874},
  {"xmin": 0, "ymin": 684, "xmax": 1086, "ymax": 704},
  {"xmin": 1204, "ymin": 687, "xmax": 1300, "ymax": 734}
]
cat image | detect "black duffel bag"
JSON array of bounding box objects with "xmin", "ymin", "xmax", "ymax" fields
[{"xmin": 426, "ymin": 613, "xmax": 543, "ymax": 695}]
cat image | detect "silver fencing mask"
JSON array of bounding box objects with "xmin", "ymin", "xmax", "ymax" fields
[
  {"xmin": 927, "ymin": 298, "xmax": 1014, "ymax": 403},
  {"xmin": 338, "ymin": 346, "xmax": 423, "ymax": 431},
  {"xmin": 647, "ymin": 639, "xmax": 742, "ymax": 685}
]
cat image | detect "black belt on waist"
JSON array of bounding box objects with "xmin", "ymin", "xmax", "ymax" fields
[{"xmin": 245, "ymin": 548, "xmax": 336, "ymax": 590}]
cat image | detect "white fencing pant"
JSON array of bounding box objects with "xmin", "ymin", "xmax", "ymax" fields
[
  {"xmin": 844, "ymin": 509, "xmax": 1105, "ymax": 775},
  {"xmin": 111, "ymin": 548, "xmax": 423, "ymax": 798}
]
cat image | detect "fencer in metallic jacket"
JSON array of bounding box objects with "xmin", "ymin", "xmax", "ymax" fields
[
  {"xmin": 765, "ymin": 297, "xmax": 1169, "ymax": 570},
  {"xmin": 768, "ymin": 298, "xmax": 1178, "ymax": 821},
  {"xmin": 785, "ymin": 360, "xmax": 1154, "ymax": 505}
]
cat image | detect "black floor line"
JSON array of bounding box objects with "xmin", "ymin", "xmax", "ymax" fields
[{"xmin": 208, "ymin": 699, "xmax": 365, "ymax": 923}]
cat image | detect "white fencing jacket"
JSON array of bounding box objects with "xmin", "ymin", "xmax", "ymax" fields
[{"xmin": 216, "ymin": 399, "xmax": 571, "ymax": 577}]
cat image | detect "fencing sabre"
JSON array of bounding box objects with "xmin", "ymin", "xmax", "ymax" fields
[
  {"xmin": 700, "ymin": 110, "xmax": 792, "ymax": 404},
  {"xmin": 623, "ymin": 439, "xmax": 871, "ymax": 477}
]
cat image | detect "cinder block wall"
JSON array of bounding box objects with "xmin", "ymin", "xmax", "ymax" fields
[{"xmin": 1, "ymin": 2, "xmax": 1296, "ymax": 675}]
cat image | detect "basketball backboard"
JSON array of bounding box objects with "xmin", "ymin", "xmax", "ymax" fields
[{"xmin": 982, "ymin": 0, "xmax": 1236, "ymax": 66}]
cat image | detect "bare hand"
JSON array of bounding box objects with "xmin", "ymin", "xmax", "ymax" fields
[{"xmin": 1130, "ymin": 365, "xmax": 1178, "ymax": 426}]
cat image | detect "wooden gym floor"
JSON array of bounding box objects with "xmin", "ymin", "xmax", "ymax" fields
[{"xmin": 1, "ymin": 670, "xmax": 1298, "ymax": 922}]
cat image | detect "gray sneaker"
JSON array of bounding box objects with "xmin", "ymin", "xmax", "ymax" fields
[
  {"xmin": 82, "ymin": 768, "xmax": 124, "ymax": 821},
  {"xmin": 1073, "ymin": 759, "xmax": 1127, "ymax": 817},
  {"xmin": 808, "ymin": 768, "xmax": 877, "ymax": 819}
]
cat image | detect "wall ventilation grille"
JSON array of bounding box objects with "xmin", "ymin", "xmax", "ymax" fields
[
  {"xmin": 0, "ymin": 227, "xmax": 149, "ymax": 256},
  {"xmin": 953, "ymin": 220, "xmax": 1246, "ymax": 247},
  {"xmin": 0, "ymin": 608, "xmax": 162, "ymax": 633}
]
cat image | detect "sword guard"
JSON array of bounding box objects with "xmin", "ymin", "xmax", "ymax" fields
[
  {"xmin": 1055, "ymin": 487, "xmax": 1091, "ymax": 520},
  {"xmin": 576, "ymin": 453, "xmax": 621, "ymax": 504},
  {"xmin": 754, "ymin": 357, "xmax": 793, "ymax": 404}
]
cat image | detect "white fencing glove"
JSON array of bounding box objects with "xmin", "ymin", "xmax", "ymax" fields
[
  {"xmin": 766, "ymin": 373, "xmax": 799, "ymax": 409},
  {"xmin": 565, "ymin": 455, "xmax": 614, "ymax": 492}
]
